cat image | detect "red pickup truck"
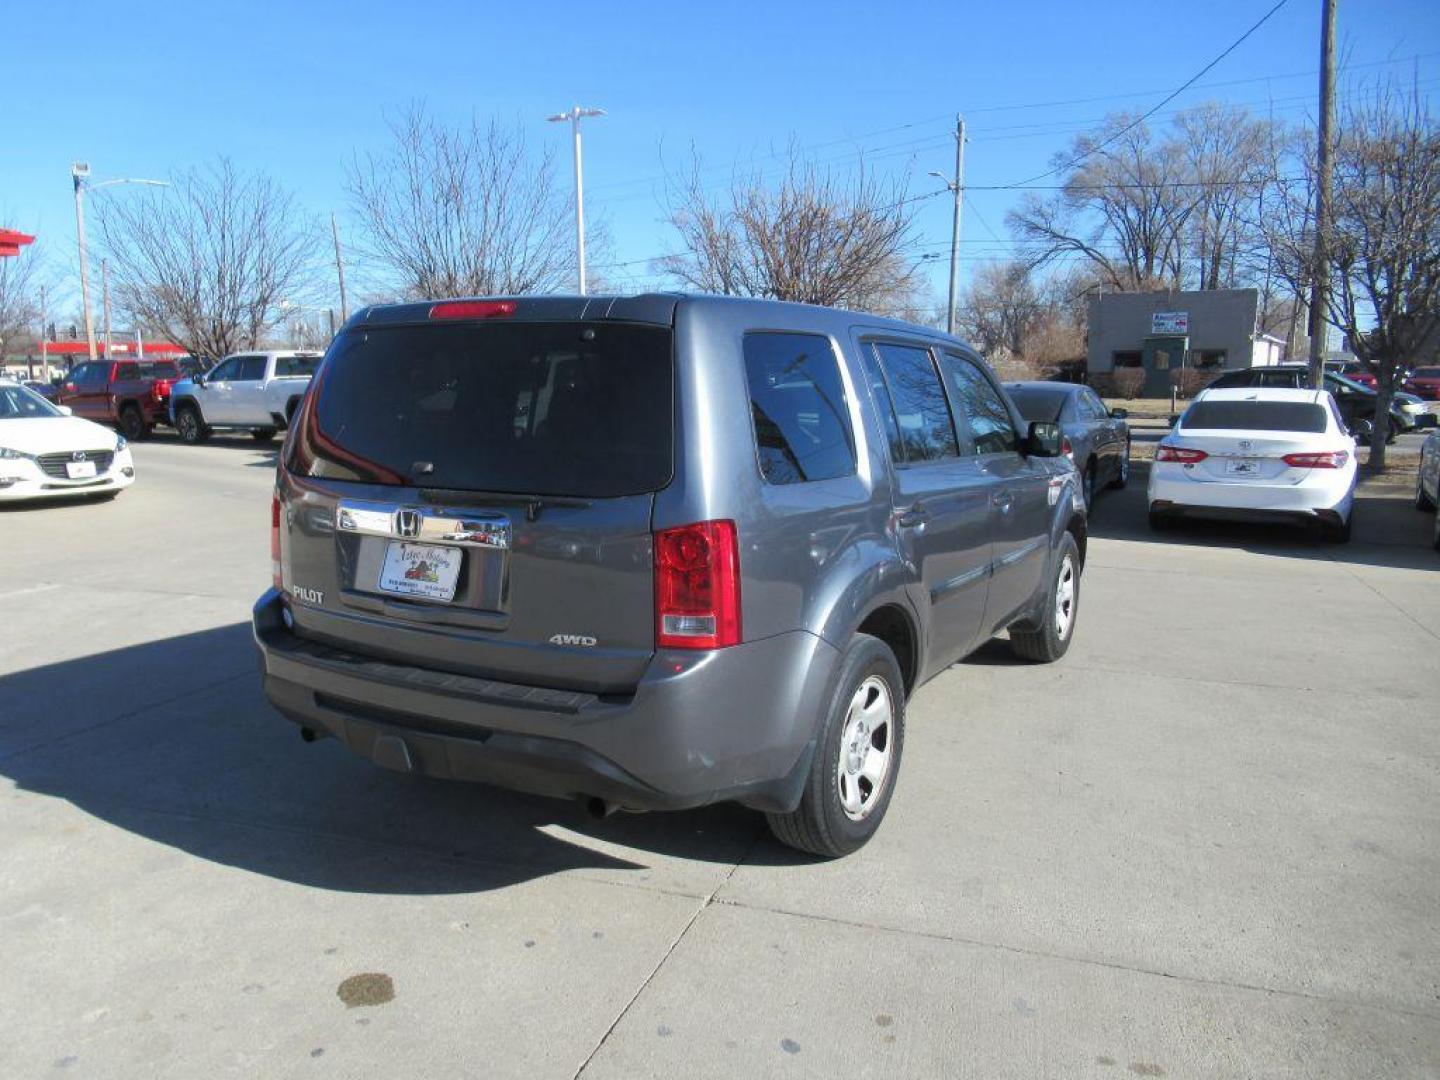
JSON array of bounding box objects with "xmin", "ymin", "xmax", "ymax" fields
[{"xmin": 57, "ymin": 359, "xmax": 182, "ymax": 439}]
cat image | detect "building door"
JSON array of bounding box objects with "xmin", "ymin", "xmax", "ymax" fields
[{"xmin": 1141, "ymin": 336, "xmax": 1189, "ymax": 397}]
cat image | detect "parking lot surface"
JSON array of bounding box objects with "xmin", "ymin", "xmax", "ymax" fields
[{"xmin": 2, "ymin": 436, "xmax": 1438, "ymax": 1078}]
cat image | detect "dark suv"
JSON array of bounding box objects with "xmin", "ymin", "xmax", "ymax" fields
[
  {"xmin": 1206, "ymin": 364, "xmax": 1408, "ymax": 442},
  {"xmin": 253, "ymin": 295, "xmax": 1087, "ymax": 856}
]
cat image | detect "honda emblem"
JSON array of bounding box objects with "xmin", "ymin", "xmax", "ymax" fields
[{"xmin": 394, "ymin": 509, "xmax": 422, "ymax": 538}]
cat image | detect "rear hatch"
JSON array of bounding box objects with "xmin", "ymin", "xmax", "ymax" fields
[
  {"xmin": 280, "ymin": 313, "xmax": 674, "ymax": 694},
  {"xmin": 1175, "ymin": 398, "xmax": 1336, "ymax": 484}
]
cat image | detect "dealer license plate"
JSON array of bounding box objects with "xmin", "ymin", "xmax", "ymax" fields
[
  {"xmin": 378, "ymin": 542, "xmax": 462, "ymax": 602},
  {"xmin": 1225, "ymin": 459, "xmax": 1260, "ymax": 477},
  {"xmin": 65, "ymin": 460, "xmax": 98, "ymax": 479}
]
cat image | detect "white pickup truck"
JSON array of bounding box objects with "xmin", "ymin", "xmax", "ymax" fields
[{"xmin": 169, "ymin": 351, "xmax": 321, "ymax": 443}]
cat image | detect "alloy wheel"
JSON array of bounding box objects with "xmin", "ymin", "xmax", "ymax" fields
[
  {"xmin": 1054, "ymin": 555, "xmax": 1076, "ymax": 640},
  {"xmin": 836, "ymin": 676, "xmax": 894, "ymax": 822}
]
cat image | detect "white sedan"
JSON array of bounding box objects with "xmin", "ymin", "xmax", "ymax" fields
[
  {"xmin": 0, "ymin": 380, "xmax": 135, "ymax": 503},
  {"xmin": 1148, "ymin": 387, "xmax": 1357, "ymax": 542}
]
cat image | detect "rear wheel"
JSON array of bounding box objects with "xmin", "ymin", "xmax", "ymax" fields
[
  {"xmin": 118, "ymin": 404, "xmax": 151, "ymax": 441},
  {"xmin": 1009, "ymin": 532, "xmax": 1080, "ymax": 663},
  {"xmin": 766, "ymin": 634, "xmax": 905, "ymax": 858},
  {"xmin": 175, "ymin": 404, "xmax": 210, "ymax": 445},
  {"xmin": 1351, "ymin": 417, "xmax": 1375, "ymax": 444},
  {"xmin": 1148, "ymin": 507, "xmax": 1173, "ymax": 531},
  {"xmin": 1108, "ymin": 442, "xmax": 1131, "ymax": 489},
  {"xmin": 1416, "ymin": 471, "xmax": 1437, "ymax": 512},
  {"xmin": 251, "ymin": 427, "xmax": 277, "ymax": 442},
  {"xmin": 1083, "ymin": 461, "xmax": 1096, "ymax": 507}
]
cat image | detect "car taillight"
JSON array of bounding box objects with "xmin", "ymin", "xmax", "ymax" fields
[
  {"xmin": 428, "ymin": 300, "xmax": 517, "ymax": 320},
  {"xmin": 1155, "ymin": 445, "xmax": 1209, "ymax": 464},
  {"xmin": 1061, "ymin": 436, "xmax": 1074, "ymax": 459},
  {"xmin": 271, "ymin": 494, "xmax": 283, "ymax": 589},
  {"xmin": 151, "ymin": 379, "xmax": 171, "ymax": 400},
  {"xmin": 1283, "ymin": 450, "xmax": 1349, "ymax": 469},
  {"xmin": 654, "ymin": 520, "xmax": 741, "ymax": 650}
]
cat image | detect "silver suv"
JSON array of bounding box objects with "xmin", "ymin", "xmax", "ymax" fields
[{"xmin": 253, "ymin": 295, "xmax": 1086, "ymax": 856}]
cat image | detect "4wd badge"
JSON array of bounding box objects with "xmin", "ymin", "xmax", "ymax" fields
[{"xmin": 549, "ymin": 634, "xmax": 597, "ymax": 647}]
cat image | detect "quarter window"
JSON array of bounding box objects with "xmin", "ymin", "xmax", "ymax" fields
[
  {"xmin": 870, "ymin": 343, "xmax": 958, "ymax": 462},
  {"xmin": 743, "ymin": 332, "xmax": 855, "ymax": 485},
  {"xmin": 945, "ymin": 355, "xmax": 1018, "ymax": 455}
]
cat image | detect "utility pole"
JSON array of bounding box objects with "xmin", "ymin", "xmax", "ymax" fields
[
  {"xmin": 101, "ymin": 258, "xmax": 113, "ymax": 360},
  {"xmin": 72, "ymin": 163, "xmax": 97, "ymax": 361},
  {"xmin": 331, "ymin": 213, "xmax": 349, "ymax": 322},
  {"xmin": 39, "ymin": 284, "xmax": 49, "ymax": 383},
  {"xmin": 929, "ymin": 115, "xmax": 966, "ymax": 335},
  {"xmin": 547, "ymin": 105, "xmax": 605, "ymax": 295},
  {"xmin": 1307, "ymin": 0, "xmax": 1337, "ymax": 390}
]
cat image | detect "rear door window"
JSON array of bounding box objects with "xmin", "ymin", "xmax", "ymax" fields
[
  {"xmin": 293, "ymin": 321, "xmax": 673, "ymax": 498},
  {"xmin": 869, "ymin": 343, "xmax": 958, "ymax": 462},
  {"xmin": 236, "ymin": 356, "xmax": 268, "ymax": 381},
  {"xmin": 943, "ymin": 354, "xmax": 1018, "ymax": 455},
  {"xmin": 743, "ymin": 332, "xmax": 854, "ymax": 485},
  {"xmin": 1182, "ymin": 401, "xmax": 1328, "ymax": 433}
]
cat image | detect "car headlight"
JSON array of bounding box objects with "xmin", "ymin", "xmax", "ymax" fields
[
  {"xmin": 0, "ymin": 446, "xmax": 32, "ymax": 461},
  {"xmin": 116, "ymin": 435, "xmax": 128, "ymax": 452}
]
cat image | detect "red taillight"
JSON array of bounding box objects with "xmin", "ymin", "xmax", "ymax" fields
[
  {"xmin": 654, "ymin": 520, "xmax": 741, "ymax": 650},
  {"xmin": 1061, "ymin": 436, "xmax": 1074, "ymax": 459},
  {"xmin": 1156, "ymin": 445, "xmax": 1209, "ymax": 464},
  {"xmin": 270, "ymin": 494, "xmax": 283, "ymax": 589},
  {"xmin": 151, "ymin": 378, "xmax": 171, "ymax": 400},
  {"xmin": 1283, "ymin": 450, "xmax": 1349, "ymax": 469},
  {"xmin": 428, "ymin": 300, "xmax": 517, "ymax": 320}
]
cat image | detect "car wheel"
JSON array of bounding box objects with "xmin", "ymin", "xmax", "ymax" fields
[
  {"xmin": 1008, "ymin": 532, "xmax": 1081, "ymax": 664},
  {"xmin": 1083, "ymin": 462, "xmax": 1096, "ymax": 507},
  {"xmin": 118, "ymin": 405, "xmax": 151, "ymax": 441},
  {"xmin": 1387, "ymin": 418, "xmax": 1401, "ymax": 444},
  {"xmin": 251, "ymin": 427, "xmax": 278, "ymax": 442},
  {"xmin": 1108, "ymin": 442, "xmax": 1131, "ymax": 490},
  {"xmin": 766, "ymin": 633, "xmax": 905, "ymax": 858},
  {"xmin": 1352, "ymin": 417, "xmax": 1375, "ymax": 444},
  {"xmin": 1433, "ymin": 503, "xmax": 1440, "ymax": 553},
  {"xmin": 175, "ymin": 404, "xmax": 210, "ymax": 445},
  {"xmin": 1416, "ymin": 471, "xmax": 1437, "ymax": 512},
  {"xmin": 1148, "ymin": 507, "xmax": 1172, "ymax": 531}
]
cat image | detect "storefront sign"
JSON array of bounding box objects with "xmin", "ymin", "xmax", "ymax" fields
[{"xmin": 1152, "ymin": 311, "xmax": 1189, "ymax": 335}]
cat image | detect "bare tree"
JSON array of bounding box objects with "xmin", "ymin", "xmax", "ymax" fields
[
  {"xmin": 1177, "ymin": 103, "xmax": 1271, "ymax": 290},
  {"xmin": 659, "ymin": 147, "xmax": 923, "ymax": 314},
  {"xmin": 957, "ymin": 260, "xmax": 1046, "ymax": 362},
  {"xmin": 0, "ymin": 236, "xmax": 43, "ymax": 351},
  {"xmin": 1324, "ymin": 84, "xmax": 1440, "ymax": 468},
  {"xmin": 97, "ymin": 160, "xmax": 318, "ymax": 360},
  {"xmin": 1008, "ymin": 114, "xmax": 1199, "ymax": 291},
  {"xmin": 347, "ymin": 107, "xmax": 576, "ymax": 299}
]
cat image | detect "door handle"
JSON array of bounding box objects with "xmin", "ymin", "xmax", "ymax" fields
[
  {"xmin": 897, "ymin": 503, "xmax": 928, "ymax": 528},
  {"xmin": 992, "ymin": 490, "xmax": 1015, "ymax": 512}
]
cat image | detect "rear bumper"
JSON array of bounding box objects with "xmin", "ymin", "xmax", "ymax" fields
[
  {"xmin": 252, "ymin": 588, "xmax": 839, "ymax": 813},
  {"xmin": 1148, "ymin": 464, "xmax": 1354, "ymax": 518}
]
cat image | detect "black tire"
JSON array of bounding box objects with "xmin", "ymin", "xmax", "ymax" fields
[
  {"xmin": 285, "ymin": 397, "xmax": 301, "ymax": 425},
  {"xmin": 175, "ymin": 403, "xmax": 210, "ymax": 445},
  {"xmin": 1415, "ymin": 471, "xmax": 1437, "ymax": 512},
  {"xmin": 251, "ymin": 427, "xmax": 278, "ymax": 442},
  {"xmin": 766, "ymin": 634, "xmax": 905, "ymax": 858},
  {"xmin": 1351, "ymin": 417, "xmax": 1375, "ymax": 444},
  {"xmin": 1108, "ymin": 441, "xmax": 1131, "ymax": 490},
  {"xmin": 1083, "ymin": 462, "xmax": 1096, "ymax": 507},
  {"xmin": 1432, "ymin": 504, "xmax": 1439, "ymax": 553},
  {"xmin": 1148, "ymin": 507, "xmax": 1173, "ymax": 532},
  {"xmin": 1009, "ymin": 532, "xmax": 1081, "ymax": 664},
  {"xmin": 118, "ymin": 404, "xmax": 151, "ymax": 441},
  {"xmin": 1387, "ymin": 417, "xmax": 1401, "ymax": 445}
]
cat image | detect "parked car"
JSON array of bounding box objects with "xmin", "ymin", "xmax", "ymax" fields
[
  {"xmin": 1006, "ymin": 382, "xmax": 1130, "ymax": 507},
  {"xmin": 1416, "ymin": 428, "xmax": 1440, "ymax": 553},
  {"xmin": 1149, "ymin": 387, "xmax": 1357, "ymax": 541},
  {"xmin": 169, "ymin": 351, "xmax": 320, "ymax": 444},
  {"xmin": 1206, "ymin": 364, "xmax": 1413, "ymax": 440},
  {"xmin": 253, "ymin": 295, "xmax": 1088, "ymax": 857},
  {"xmin": 22, "ymin": 380, "xmax": 58, "ymax": 402},
  {"xmin": 0, "ymin": 380, "xmax": 135, "ymax": 503},
  {"xmin": 1403, "ymin": 366, "xmax": 1440, "ymax": 402},
  {"xmin": 1340, "ymin": 362, "xmax": 1377, "ymax": 389},
  {"xmin": 55, "ymin": 358, "xmax": 182, "ymax": 440}
]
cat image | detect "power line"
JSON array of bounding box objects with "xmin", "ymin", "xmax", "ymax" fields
[{"xmin": 1001, "ymin": 0, "xmax": 1292, "ymax": 189}]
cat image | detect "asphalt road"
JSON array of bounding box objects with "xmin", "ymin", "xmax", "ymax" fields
[{"xmin": 2, "ymin": 435, "xmax": 1438, "ymax": 1079}]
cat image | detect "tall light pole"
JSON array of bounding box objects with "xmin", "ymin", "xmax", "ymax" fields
[
  {"xmin": 1306, "ymin": 0, "xmax": 1337, "ymax": 390},
  {"xmin": 928, "ymin": 115, "xmax": 967, "ymax": 336},
  {"xmin": 547, "ymin": 105, "xmax": 605, "ymax": 295},
  {"xmin": 101, "ymin": 258, "xmax": 113, "ymax": 360},
  {"xmin": 71, "ymin": 164, "xmax": 168, "ymax": 360}
]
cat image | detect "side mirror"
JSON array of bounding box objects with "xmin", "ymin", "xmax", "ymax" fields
[
  {"xmin": 1026, "ymin": 421, "xmax": 1064, "ymax": 457},
  {"xmin": 1109, "ymin": 407, "xmax": 1129, "ymax": 419},
  {"xmin": 194, "ymin": 374, "xmax": 207, "ymax": 386},
  {"xmin": 57, "ymin": 405, "xmax": 73, "ymax": 416}
]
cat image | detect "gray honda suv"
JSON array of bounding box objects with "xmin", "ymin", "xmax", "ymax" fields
[{"xmin": 253, "ymin": 294, "xmax": 1087, "ymax": 856}]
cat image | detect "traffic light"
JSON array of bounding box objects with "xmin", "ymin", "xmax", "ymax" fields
[{"xmin": 68, "ymin": 324, "xmax": 77, "ymax": 340}]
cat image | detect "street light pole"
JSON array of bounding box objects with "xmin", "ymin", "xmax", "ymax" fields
[
  {"xmin": 70, "ymin": 165, "xmax": 168, "ymax": 363},
  {"xmin": 929, "ymin": 115, "xmax": 967, "ymax": 336},
  {"xmin": 547, "ymin": 105, "xmax": 605, "ymax": 295},
  {"xmin": 102, "ymin": 258, "xmax": 113, "ymax": 360}
]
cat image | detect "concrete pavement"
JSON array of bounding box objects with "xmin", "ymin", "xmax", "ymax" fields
[{"xmin": 1, "ymin": 435, "xmax": 1437, "ymax": 1078}]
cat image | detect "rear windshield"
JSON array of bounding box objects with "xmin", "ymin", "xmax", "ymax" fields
[
  {"xmin": 116, "ymin": 362, "xmax": 180, "ymax": 380},
  {"xmin": 1182, "ymin": 400, "xmax": 1328, "ymax": 433},
  {"xmin": 1413, "ymin": 367, "xmax": 1440, "ymax": 379},
  {"xmin": 291, "ymin": 321, "xmax": 673, "ymax": 498},
  {"xmin": 276, "ymin": 355, "xmax": 320, "ymax": 377},
  {"xmin": 1005, "ymin": 386, "xmax": 1068, "ymax": 423}
]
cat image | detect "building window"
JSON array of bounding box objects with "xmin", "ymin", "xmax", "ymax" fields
[
  {"xmin": 1112, "ymin": 351, "xmax": 1142, "ymax": 369},
  {"xmin": 1194, "ymin": 350, "xmax": 1227, "ymax": 370}
]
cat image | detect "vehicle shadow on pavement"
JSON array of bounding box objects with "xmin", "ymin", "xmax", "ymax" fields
[
  {"xmin": 0, "ymin": 623, "xmax": 764, "ymax": 895},
  {"xmin": 1086, "ymin": 461, "xmax": 1439, "ymax": 571}
]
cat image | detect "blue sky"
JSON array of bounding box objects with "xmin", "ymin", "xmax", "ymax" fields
[{"xmin": 6, "ymin": 0, "xmax": 1439, "ymax": 318}]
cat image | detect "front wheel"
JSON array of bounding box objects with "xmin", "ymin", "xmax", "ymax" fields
[
  {"xmin": 1108, "ymin": 442, "xmax": 1131, "ymax": 489},
  {"xmin": 175, "ymin": 404, "xmax": 211, "ymax": 445},
  {"xmin": 1008, "ymin": 532, "xmax": 1081, "ymax": 663},
  {"xmin": 766, "ymin": 634, "xmax": 905, "ymax": 858}
]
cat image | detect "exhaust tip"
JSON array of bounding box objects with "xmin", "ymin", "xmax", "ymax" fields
[
  {"xmin": 584, "ymin": 796, "xmax": 618, "ymax": 820},
  {"xmin": 300, "ymin": 726, "xmax": 318, "ymax": 743}
]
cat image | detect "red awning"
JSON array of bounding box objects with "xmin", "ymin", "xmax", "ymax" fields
[
  {"xmin": 0, "ymin": 228, "xmax": 35, "ymax": 258},
  {"xmin": 7, "ymin": 341, "xmax": 187, "ymax": 357}
]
